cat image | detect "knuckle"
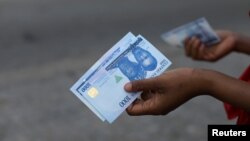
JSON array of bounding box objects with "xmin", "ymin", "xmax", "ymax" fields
[
  {"xmin": 126, "ymin": 109, "xmax": 135, "ymax": 116},
  {"xmin": 131, "ymin": 81, "xmax": 141, "ymax": 91}
]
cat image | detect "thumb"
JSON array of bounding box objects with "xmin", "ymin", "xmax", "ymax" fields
[{"xmin": 124, "ymin": 77, "xmax": 159, "ymax": 92}]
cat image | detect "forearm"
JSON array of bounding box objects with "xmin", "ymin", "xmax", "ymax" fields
[
  {"xmin": 234, "ymin": 33, "xmax": 250, "ymax": 55},
  {"xmin": 194, "ymin": 69, "xmax": 250, "ymax": 112}
]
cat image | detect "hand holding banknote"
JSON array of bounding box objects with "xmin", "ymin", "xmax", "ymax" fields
[
  {"xmin": 184, "ymin": 30, "xmax": 237, "ymax": 61},
  {"xmin": 161, "ymin": 18, "xmax": 221, "ymax": 48},
  {"xmin": 125, "ymin": 30, "xmax": 250, "ymax": 124},
  {"xmin": 125, "ymin": 68, "xmax": 250, "ymax": 117},
  {"xmin": 70, "ymin": 32, "xmax": 172, "ymax": 123},
  {"xmin": 124, "ymin": 68, "xmax": 200, "ymax": 116}
]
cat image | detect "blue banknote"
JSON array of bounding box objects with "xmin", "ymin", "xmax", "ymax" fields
[
  {"xmin": 161, "ymin": 17, "xmax": 220, "ymax": 48},
  {"xmin": 70, "ymin": 32, "xmax": 136, "ymax": 122},
  {"xmin": 70, "ymin": 32, "xmax": 172, "ymax": 123}
]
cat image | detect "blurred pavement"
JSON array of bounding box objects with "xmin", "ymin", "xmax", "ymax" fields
[{"xmin": 0, "ymin": 0, "xmax": 249, "ymax": 141}]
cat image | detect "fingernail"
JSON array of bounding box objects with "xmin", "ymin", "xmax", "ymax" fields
[{"xmin": 124, "ymin": 83, "xmax": 132, "ymax": 91}]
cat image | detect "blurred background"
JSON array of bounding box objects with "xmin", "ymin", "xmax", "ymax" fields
[{"xmin": 0, "ymin": 0, "xmax": 249, "ymax": 141}]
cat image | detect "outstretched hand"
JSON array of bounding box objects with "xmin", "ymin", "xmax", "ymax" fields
[
  {"xmin": 124, "ymin": 68, "xmax": 206, "ymax": 116},
  {"xmin": 184, "ymin": 30, "xmax": 237, "ymax": 61}
]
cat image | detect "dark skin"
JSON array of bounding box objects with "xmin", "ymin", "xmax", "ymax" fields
[{"xmin": 124, "ymin": 30, "xmax": 250, "ymax": 116}]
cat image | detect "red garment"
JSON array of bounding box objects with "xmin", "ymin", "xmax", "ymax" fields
[{"xmin": 224, "ymin": 65, "xmax": 250, "ymax": 124}]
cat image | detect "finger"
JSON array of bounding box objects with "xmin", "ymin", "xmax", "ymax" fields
[
  {"xmin": 197, "ymin": 44, "xmax": 206, "ymax": 59},
  {"xmin": 124, "ymin": 77, "xmax": 160, "ymax": 92},
  {"xmin": 203, "ymin": 36, "xmax": 234, "ymax": 62},
  {"xmin": 203, "ymin": 52, "xmax": 216, "ymax": 62},
  {"xmin": 186, "ymin": 37, "xmax": 195, "ymax": 56},
  {"xmin": 131, "ymin": 98, "xmax": 141, "ymax": 105},
  {"xmin": 215, "ymin": 30, "xmax": 228, "ymax": 40},
  {"xmin": 184, "ymin": 37, "xmax": 193, "ymax": 56},
  {"xmin": 141, "ymin": 91, "xmax": 154, "ymax": 100},
  {"xmin": 213, "ymin": 36, "xmax": 235, "ymax": 57},
  {"xmin": 190, "ymin": 38, "xmax": 201, "ymax": 59},
  {"xmin": 126, "ymin": 100, "xmax": 154, "ymax": 116},
  {"xmin": 126, "ymin": 98, "xmax": 141, "ymax": 112},
  {"xmin": 183, "ymin": 37, "xmax": 191, "ymax": 48},
  {"xmin": 184, "ymin": 37, "xmax": 190, "ymax": 43}
]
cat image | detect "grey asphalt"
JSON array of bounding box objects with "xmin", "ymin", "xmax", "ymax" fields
[{"xmin": 0, "ymin": 0, "xmax": 249, "ymax": 141}]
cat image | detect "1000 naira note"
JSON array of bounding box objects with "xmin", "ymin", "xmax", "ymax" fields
[
  {"xmin": 161, "ymin": 17, "xmax": 220, "ymax": 48},
  {"xmin": 70, "ymin": 32, "xmax": 172, "ymax": 123}
]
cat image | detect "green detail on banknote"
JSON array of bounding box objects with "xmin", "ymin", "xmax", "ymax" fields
[{"xmin": 115, "ymin": 75, "xmax": 123, "ymax": 83}]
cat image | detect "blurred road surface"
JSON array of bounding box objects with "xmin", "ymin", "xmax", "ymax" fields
[{"xmin": 0, "ymin": 0, "xmax": 249, "ymax": 141}]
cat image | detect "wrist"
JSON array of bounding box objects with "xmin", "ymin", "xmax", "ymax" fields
[
  {"xmin": 233, "ymin": 32, "xmax": 250, "ymax": 53},
  {"xmin": 189, "ymin": 68, "xmax": 215, "ymax": 97}
]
